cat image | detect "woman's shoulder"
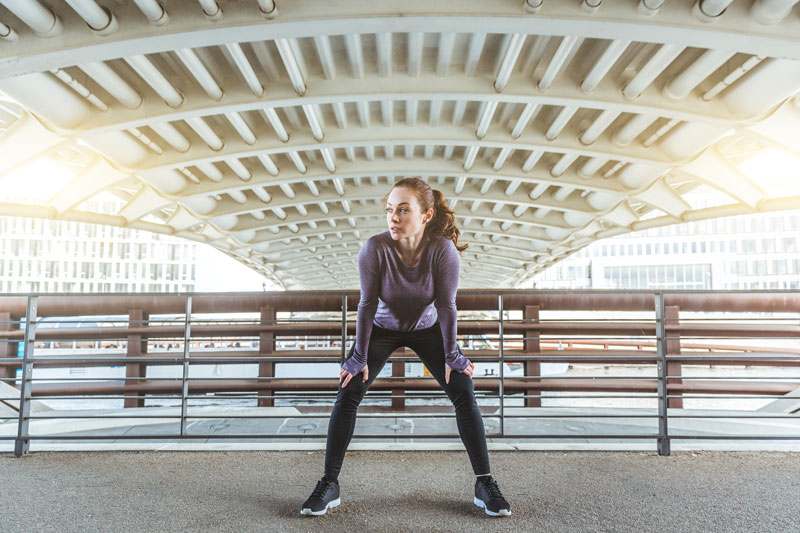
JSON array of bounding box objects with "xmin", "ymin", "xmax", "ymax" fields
[
  {"xmin": 360, "ymin": 231, "xmax": 391, "ymax": 255},
  {"xmin": 423, "ymin": 235, "xmax": 456, "ymax": 268},
  {"xmin": 367, "ymin": 230, "xmax": 391, "ymax": 247},
  {"xmin": 430, "ymin": 234, "xmax": 457, "ymax": 254}
]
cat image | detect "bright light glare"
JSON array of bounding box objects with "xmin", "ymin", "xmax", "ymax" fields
[
  {"xmin": 737, "ymin": 148, "xmax": 800, "ymax": 197},
  {"xmin": 0, "ymin": 157, "xmax": 76, "ymax": 205}
]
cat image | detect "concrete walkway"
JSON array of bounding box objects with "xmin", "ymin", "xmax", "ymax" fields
[{"xmin": 2, "ymin": 450, "xmax": 799, "ymax": 532}]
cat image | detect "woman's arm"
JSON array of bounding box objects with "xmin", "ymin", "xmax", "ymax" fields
[
  {"xmin": 434, "ymin": 239, "xmax": 470, "ymax": 372},
  {"xmin": 342, "ymin": 237, "xmax": 380, "ymax": 375}
]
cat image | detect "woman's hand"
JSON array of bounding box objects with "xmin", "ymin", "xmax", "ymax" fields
[
  {"xmin": 445, "ymin": 360, "xmax": 475, "ymax": 384},
  {"xmin": 339, "ymin": 365, "xmax": 369, "ymax": 389}
]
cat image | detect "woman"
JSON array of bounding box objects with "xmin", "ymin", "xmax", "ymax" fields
[{"xmin": 300, "ymin": 177, "xmax": 511, "ymax": 517}]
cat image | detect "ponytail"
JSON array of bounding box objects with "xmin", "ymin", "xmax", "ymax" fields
[{"xmin": 428, "ymin": 189, "xmax": 468, "ymax": 253}]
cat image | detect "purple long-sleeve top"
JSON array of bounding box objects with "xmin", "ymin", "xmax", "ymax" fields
[{"xmin": 341, "ymin": 230, "xmax": 470, "ymax": 375}]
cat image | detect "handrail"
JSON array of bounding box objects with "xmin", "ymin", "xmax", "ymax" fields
[{"xmin": 2, "ymin": 289, "xmax": 798, "ymax": 456}]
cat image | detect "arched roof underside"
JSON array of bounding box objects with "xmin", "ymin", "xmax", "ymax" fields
[{"xmin": 1, "ymin": 0, "xmax": 800, "ymax": 289}]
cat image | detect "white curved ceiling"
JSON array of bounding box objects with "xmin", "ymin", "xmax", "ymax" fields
[{"xmin": 1, "ymin": 0, "xmax": 800, "ymax": 289}]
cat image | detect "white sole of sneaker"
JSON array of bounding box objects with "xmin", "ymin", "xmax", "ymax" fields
[
  {"xmin": 300, "ymin": 497, "xmax": 341, "ymax": 516},
  {"xmin": 473, "ymin": 496, "xmax": 511, "ymax": 517}
]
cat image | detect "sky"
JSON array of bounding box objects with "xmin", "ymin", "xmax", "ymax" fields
[{"xmin": 193, "ymin": 244, "xmax": 280, "ymax": 292}]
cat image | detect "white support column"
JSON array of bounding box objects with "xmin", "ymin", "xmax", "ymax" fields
[
  {"xmin": 437, "ymin": 32, "xmax": 456, "ymax": 77},
  {"xmin": 79, "ymin": 62, "xmax": 143, "ymax": 109},
  {"xmin": 613, "ymin": 113, "xmax": 657, "ymax": 146},
  {"xmin": 65, "ymin": 0, "xmax": 117, "ymax": 34},
  {"xmin": 134, "ymin": 0, "xmax": 169, "ymax": 25},
  {"xmin": 476, "ymin": 101, "xmax": 499, "ymax": 139},
  {"xmin": 2, "ymin": 0, "xmax": 62, "ymax": 37},
  {"xmin": 408, "ymin": 32, "xmax": 424, "ymax": 77},
  {"xmin": 344, "ymin": 33, "xmax": 365, "ymax": 79},
  {"xmin": 623, "ymin": 44, "xmax": 684, "ymax": 99},
  {"xmin": 511, "ymin": 103, "xmax": 539, "ymax": 139},
  {"xmin": 262, "ymin": 108, "xmax": 290, "ymax": 142},
  {"xmin": 580, "ymin": 109, "xmax": 619, "ymax": 145},
  {"xmin": 494, "ymin": 33, "xmax": 526, "ymax": 92},
  {"xmin": 125, "ymin": 55, "xmax": 183, "ymax": 108},
  {"xmin": 150, "ymin": 122, "xmax": 191, "ymax": 152},
  {"xmin": 186, "ymin": 117, "xmax": 223, "ymax": 150},
  {"xmin": 225, "ymin": 112, "xmax": 257, "ymax": 145},
  {"xmin": 539, "ymin": 36, "xmax": 582, "ymax": 90},
  {"xmin": 465, "ymin": 33, "xmax": 486, "ymax": 76},
  {"xmin": 225, "ymin": 42, "xmax": 263, "ymax": 96},
  {"xmin": 546, "ymin": 106, "xmax": 577, "ymax": 140},
  {"xmin": 275, "ymin": 39, "xmax": 307, "ymax": 95},
  {"xmin": 176, "ymin": 48, "xmax": 223, "ymax": 100},
  {"xmin": 751, "ymin": 0, "xmax": 800, "ymax": 24},
  {"xmin": 376, "ymin": 33, "xmax": 393, "ymax": 77},
  {"xmin": 664, "ymin": 49, "xmax": 733, "ymax": 100},
  {"xmin": 314, "ymin": 35, "xmax": 337, "ymax": 79}
]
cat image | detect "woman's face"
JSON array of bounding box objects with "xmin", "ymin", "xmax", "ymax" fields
[{"xmin": 385, "ymin": 186, "xmax": 433, "ymax": 241}]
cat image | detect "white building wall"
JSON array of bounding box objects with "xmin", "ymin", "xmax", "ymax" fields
[
  {"xmin": 0, "ymin": 216, "xmax": 199, "ymax": 293},
  {"xmin": 532, "ymin": 211, "xmax": 800, "ymax": 290}
]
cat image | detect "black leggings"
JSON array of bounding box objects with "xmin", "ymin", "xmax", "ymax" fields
[{"xmin": 324, "ymin": 322, "xmax": 491, "ymax": 480}]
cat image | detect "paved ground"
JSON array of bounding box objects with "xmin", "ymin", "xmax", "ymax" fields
[{"xmin": 2, "ymin": 450, "xmax": 799, "ymax": 532}]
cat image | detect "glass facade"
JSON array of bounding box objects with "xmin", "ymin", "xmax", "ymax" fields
[
  {"xmin": 0, "ymin": 216, "xmax": 199, "ymax": 293},
  {"xmin": 531, "ymin": 211, "xmax": 800, "ymax": 290},
  {"xmin": 605, "ymin": 264, "xmax": 711, "ymax": 290}
]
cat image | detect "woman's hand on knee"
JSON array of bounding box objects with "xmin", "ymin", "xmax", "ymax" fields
[
  {"xmin": 339, "ymin": 365, "xmax": 368, "ymax": 388},
  {"xmin": 445, "ymin": 360, "xmax": 475, "ymax": 384}
]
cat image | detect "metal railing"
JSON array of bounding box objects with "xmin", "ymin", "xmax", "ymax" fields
[{"xmin": 1, "ymin": 290, "xmax": 799, "ymax": 457}]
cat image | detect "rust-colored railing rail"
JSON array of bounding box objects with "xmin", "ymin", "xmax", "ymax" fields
[{"xmin": 1, "ymin": 290, "xmax": 799, "ymax": 457}]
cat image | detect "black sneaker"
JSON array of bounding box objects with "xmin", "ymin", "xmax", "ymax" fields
[
  {"xmin": 474, "ymin": 476, "xmax": 511, "ymax": 517},
  {"xmin": 300, "ymin": 478, "xmax": 341, "ymax": 516}
]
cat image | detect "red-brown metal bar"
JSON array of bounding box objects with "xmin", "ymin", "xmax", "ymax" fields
[
  {"xmin": 258, "ymin": 305, "xmax": 275, "ymax": 408},
  {"xmin": 124, "ymin": 309, "xmax": 147, "ymax": 408},
  {"xmin": 1, "ymin": 290, "xmax": 798, "ymax": 317},
  {"xmin": 0, "ymin": 311, "xmax": 17, "ymax": 384},
  {"xmin": 666, "ymin": 305, "xmax": 683, "ymax": 409},
  {"xmin": 392, "ymin": 347, "xmax": 407, "ymax": 409},
  {"xmin": 523, "ymin": 305, "xmax": 541, "ymax": 408},
  {"xmin": 2, "ymin": 291, "xmax": 798, "ymax": 411},
  {"xmin": 25, "ymin": 377, "xmax": 798, "ymax": 397}
]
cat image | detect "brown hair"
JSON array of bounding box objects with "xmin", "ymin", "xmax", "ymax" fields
[{"xmin": 385, "ymin": 177, "xmax": 468, "ymax": 253}]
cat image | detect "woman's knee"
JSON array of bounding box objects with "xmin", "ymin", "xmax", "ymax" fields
[
  {"xmin": 446, "ymin": 376, "xmax": 477, "ymax": 406},
  {"xmin": 336, "ymin": 378, "xmax": 367, "ymax": 404}
]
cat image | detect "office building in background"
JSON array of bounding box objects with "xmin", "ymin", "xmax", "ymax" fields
[
  {"xmin": 531, "ymin": 211, "xmax": 800, "ymax": 290},
  {"xmin": 0, "ymin": 216, "xmax": 199, "ymax": 293}
]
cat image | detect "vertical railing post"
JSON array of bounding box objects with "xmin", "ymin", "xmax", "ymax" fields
[
  {"xmin": 665, "ymin": 305, "xmax": 683, "ymax": 409},
  {"xmin": 498, "ymin": 294, "xmax": 505, "ymax": 437},
  {"xmin": 179, "ymin": 296, "xmax": 192, "ymax": 436},
  {"xmin": 340, "ymin": 295, "xmax": 347, "ymax": 364},
  {"xmin": 0, "ymin": 311, "xmax": 21, "ymax": 418},
  {"xmin": 258, "ymin": 304, "xmax": 276, "ymax": 407},
  {"xmin": 655, "ymin": 292, "xmax": 671, "ymax": 456},
  {"xmin": 391, "ymin": 348, "xmax": 405, "ymax": 410},
  {"xmin": 15, "ymin": 296, "xmax": 37, "ymax": 457},
  {"xmin": 523, "ymin": 305, "xmax": 541, "ymax": 407},
  {"xmin": 124, "ymin": 309, "xmax": 149, "ymax": 408},
  {"xmin": 0, "ymin": 311, "xmax": 17, "ymax": 385}
]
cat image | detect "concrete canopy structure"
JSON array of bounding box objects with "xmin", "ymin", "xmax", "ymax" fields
[{"xmin": 1, "ymin": 1, "xmax": 800, "ymax": 290}]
